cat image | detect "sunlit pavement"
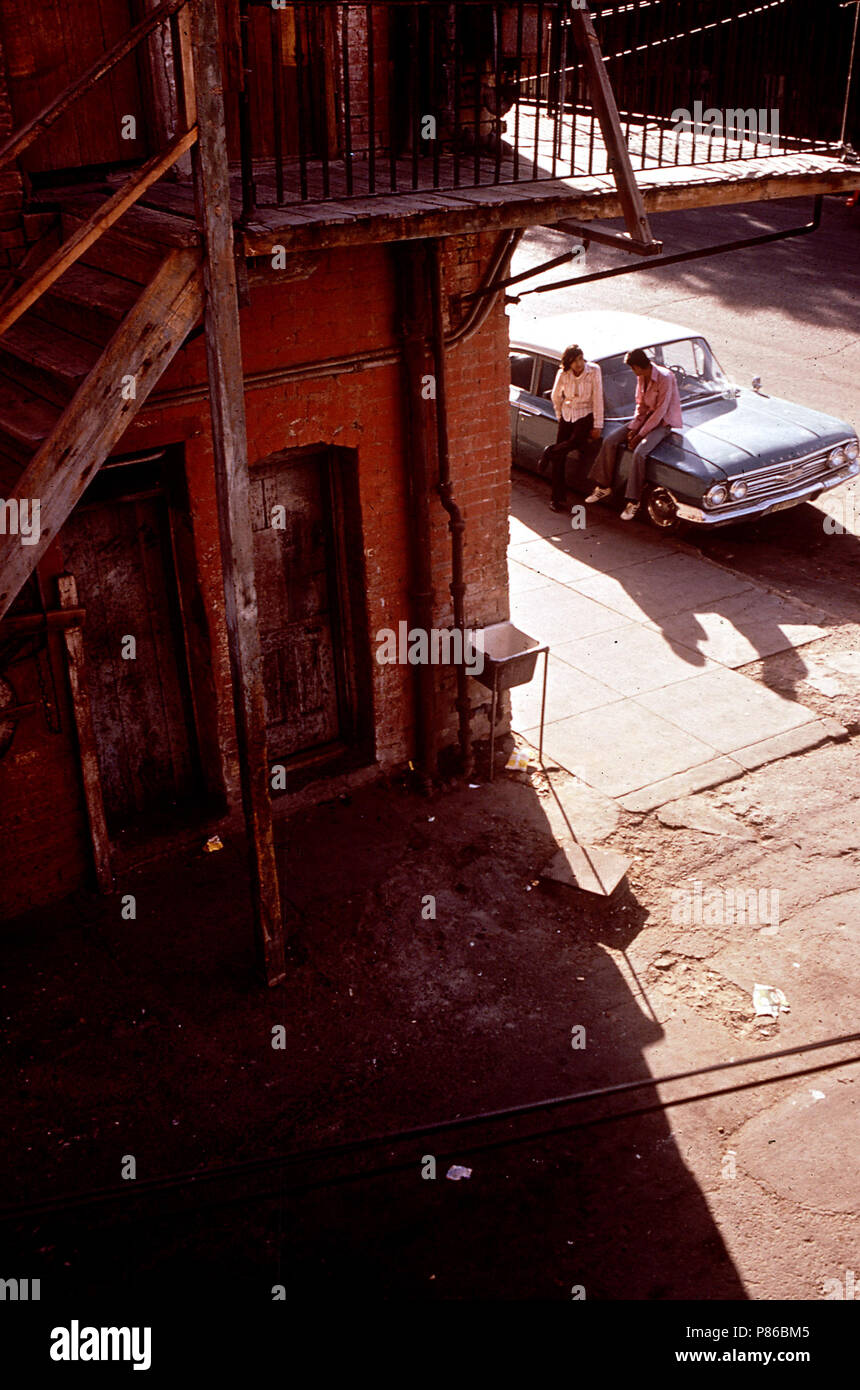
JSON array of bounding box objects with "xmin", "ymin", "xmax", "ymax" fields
[{"xmin": 507, "ymin": 476, "xmax": 843, "ymax": 806}]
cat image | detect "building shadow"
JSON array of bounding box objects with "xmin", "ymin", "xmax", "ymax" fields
[
  {"xmin": 1, "ymin": 770, "xmax": 746, "ymax": 1301},
  {"xmin": 511, "ymin": 471, "xmax": 852, "ymax": 701}
]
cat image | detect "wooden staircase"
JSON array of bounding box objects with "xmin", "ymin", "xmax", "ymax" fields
[{"xmin": 0, "ymin": 196, "xmax": 204, "ymax": 617}]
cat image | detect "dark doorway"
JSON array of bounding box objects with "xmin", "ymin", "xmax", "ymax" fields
[
  {"xmin": 250, "ymin": 445, "xmax": 373, "ymax": 784},
  {"xmin": 60, "ymin": 452, "xmax": 208, "ymax": 834}
]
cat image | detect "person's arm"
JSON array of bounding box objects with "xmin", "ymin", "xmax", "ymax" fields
[
  {"xmin": 590, "ymin": 364, "xmax": 604, "ymax": 433},
  {"xmin": 628, "ymin": 375, "xmax": 646, "ymax": 437},
  {"xmin": 551, "ymin": 369, "xmax": 565, "ymax": 419}
]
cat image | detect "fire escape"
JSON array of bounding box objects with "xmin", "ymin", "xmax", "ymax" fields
[{"xmin": 0, "ymin": 1, "xmax": 855, "ymax": 983}]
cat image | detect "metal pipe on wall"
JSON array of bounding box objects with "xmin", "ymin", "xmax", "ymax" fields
[
  {"xmin": 429, "ymin": 237, "xmax": 472, "ymax": 778},
  {"xmin": 394, "ymin": 240, "xmax": 438, "ymax": 789}
]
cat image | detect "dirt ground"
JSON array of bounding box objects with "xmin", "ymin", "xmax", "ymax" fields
[{"xmin": 3, "ymin": 712, "xmax": 857, "ymax": 1301}]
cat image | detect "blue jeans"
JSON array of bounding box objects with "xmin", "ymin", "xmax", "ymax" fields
[{"xmin": 590, "ymin": 423, "xmax": 672, "ymax": 502}]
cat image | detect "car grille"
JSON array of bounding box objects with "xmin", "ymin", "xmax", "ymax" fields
[{"xmin": 740, "ymin": 452, "xmax": 832, "ymax": 500}]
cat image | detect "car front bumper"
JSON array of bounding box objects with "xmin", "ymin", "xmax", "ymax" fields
[{"xmin": 672, "ymin": 460, "xmax": 860, "ymax": 526}]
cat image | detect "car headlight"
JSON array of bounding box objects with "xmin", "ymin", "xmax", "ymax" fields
[
  {"xmin": 705, "ymin": 483, "xmax": 729, "ymax": 508},
  {"xmin": 829, "ymin": 446, "xmax": 847, "ymax": 468},
  {"xmin": 730, "ymin": 480, "xmax": 748, "ymax": 500},
  {"xmin": 845, "ymin": 440, "xmax": 859, "ymax": 462}
]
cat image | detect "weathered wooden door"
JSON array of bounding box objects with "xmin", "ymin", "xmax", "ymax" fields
[
  {"xmin": 61, "ymin": 491, "xmax": 201, "ymax": 831},
  {"xmin": 250, "ymin": 452, "xmax": 343, "ymax": 761}
]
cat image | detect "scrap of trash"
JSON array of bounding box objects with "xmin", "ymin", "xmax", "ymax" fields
[
  {"xmin": 752, "ymin": 983, "xmax": 790, "ymax": 1020},
  {"xmin": 445, "ymin": 1165, "xmax": 472, "ymax": 1181}
]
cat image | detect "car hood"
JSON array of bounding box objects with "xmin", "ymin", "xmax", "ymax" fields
[{"xmin": 678, "ymin": 390, "xmax": 856, "ymax": 477}]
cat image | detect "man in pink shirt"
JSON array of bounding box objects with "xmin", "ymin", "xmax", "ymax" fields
[{"xmin": 585, "ymin": 348, "xmax": 683, "ymax": 521}]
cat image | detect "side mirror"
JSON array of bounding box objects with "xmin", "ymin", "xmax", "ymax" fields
[{"xmin": 752, "ymin": 375, "xmax": 762, "ymax": 392}]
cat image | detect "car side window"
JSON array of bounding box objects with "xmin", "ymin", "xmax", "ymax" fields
[
  {"xmin": 509, "ymin": 352, "xmax": 535, "ymax": 391},
  {"xmin": 601, "ymin": 353, "xmax": 637, "ymax": 418},
  {"xmin": 536, "ymin": 357, "xmax": 559, "ymax": 398}
]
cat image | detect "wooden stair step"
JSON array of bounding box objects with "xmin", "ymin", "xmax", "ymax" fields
[
  {"xmin": 60, "ymin": 192, "xmax": 201, "ymax": 249},
  {"xmin": 49, "ymin": 262, "xmax": 140, "ymax": 320},
  {"xmin": 0, "ymin": 444, "xmax": 26, "ymax": 494},
  {"xmin": 0, "ymin": 373, "xmax": 61, "ymax": 459},
  {"xmin": 0, "ymin": 318, "xmax": 101, "ymax": 405},
  {"xmin": 36, "ymin": 263, "xmax": 141, "ymax": 346},
  {"xmin": 62, "ymin": 216, "xmax": 164, "ymax": 285}
]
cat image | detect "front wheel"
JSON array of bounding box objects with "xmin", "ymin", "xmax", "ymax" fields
[{"xmin": 643, "ymin": 485, "xmax": 686, "ymax": 534}]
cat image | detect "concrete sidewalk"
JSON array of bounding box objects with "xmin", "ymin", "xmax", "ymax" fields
[{"xmin": 508, "ymin": 478, "xmax": 844, "ymax": 809}]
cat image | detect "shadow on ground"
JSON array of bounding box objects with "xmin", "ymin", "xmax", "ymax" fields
[{"xmin": 2, "ymin": 769, "xmax": 746, "ymax": 1300}]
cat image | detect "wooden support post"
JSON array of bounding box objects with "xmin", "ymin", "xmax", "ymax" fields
[
  {"xmin": 189, "ymin": 0, "xmax": 286, "ymax": 986},
  {"xmin": 175, "ymin": 1, "xmax": 198, "ymax": 131},
  {"xmin": 57, "ymin": 574, "xmax": 114, "ymax": 895}
]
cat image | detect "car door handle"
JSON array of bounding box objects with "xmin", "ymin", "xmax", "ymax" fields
[{"xmin": 518, "ymin": 406, "xmax": 545, "ymax": 417}]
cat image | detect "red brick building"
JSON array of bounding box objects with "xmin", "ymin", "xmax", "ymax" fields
[
  {"xmin": 0, "ymin": 2, "xmax": 533, "ymax": 947},
  {"xmin": 0, "ymin": 1, "xmax": 854, "ymax": 975}
]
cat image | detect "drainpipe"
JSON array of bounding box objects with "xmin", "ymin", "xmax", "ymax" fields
[
  {"xmin": 394, "ymin": 241, "xmax": 437, "ymax": 789},
  {"xmin": 429, "ymin": 237, "xmax": 472, "ymax": 778}
]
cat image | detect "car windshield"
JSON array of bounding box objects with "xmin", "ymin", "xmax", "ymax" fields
[{"xmin": 601, "ymin": 337, "xmax": 729, "ymax": 418}]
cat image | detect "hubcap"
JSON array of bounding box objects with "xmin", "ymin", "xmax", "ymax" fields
[{"xmin": 647, "ymin": 488, "xmax": 679, "ymax": 528}]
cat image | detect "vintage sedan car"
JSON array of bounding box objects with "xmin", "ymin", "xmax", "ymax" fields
[{"xmin": 509, "ymin": 309, "xmax": 860, "ymax": 530}]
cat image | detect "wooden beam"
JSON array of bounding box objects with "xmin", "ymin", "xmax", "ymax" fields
[
  {"xmin": 57, "ymin": 573, "xmax": 114, "ymax": 895},
  {"xmin": 236, "ymin": 160, "xmax": 860, "ymax": 256},
  {"xmin": 570, "ymin": 6, "xmax": 659, "ymax": 253},
  {"xmin": 0, "ymin": 608, "xmax": 87, "ymax": 632},
  {"xmin": 189, "ymin": 0, "xmax": 287, "ymax": 987},
  {"xmin": 136, "ymin": 0, "xmax": 194, "ymax": 180},
  {"xmin": 175, "ymin": 2, "xmax": 198, "ymax": 130},
  {"xmin": 0, "ymin": 126, "xmax": 198, "ymax": 341},
  {"xmin": 0, "ymin": 0, "xmax": 190, "ymax": 170},
  {"xmin": 0, "ymin": 248, "xmax": 204, "ymax": 617}
]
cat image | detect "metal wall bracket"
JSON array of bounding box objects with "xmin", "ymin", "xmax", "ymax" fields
[{"xmin": 509, "ymin": 197, "xmax": 823, "ymax": 302}]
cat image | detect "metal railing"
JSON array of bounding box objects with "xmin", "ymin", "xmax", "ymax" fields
[
  {"xmin": 593, "ymin": 0, "xmax": 854, "ymax": 168},
  {"xmin": 235, "ymin": 0, "xmax": 854, "ymax": 215}
]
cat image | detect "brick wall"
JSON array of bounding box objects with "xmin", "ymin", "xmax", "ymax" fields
[{"xmin": 0, "ymin": 231, "xmax": 513, "ymax": 919}]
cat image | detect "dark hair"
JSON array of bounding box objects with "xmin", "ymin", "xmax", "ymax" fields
[
  {"xmin": 561, "ymin": 344, "xmax": 584, "ymax": 370},
  {"xmin": 625, "ymin": 348, "xmax": 651, "ymax": 370}
]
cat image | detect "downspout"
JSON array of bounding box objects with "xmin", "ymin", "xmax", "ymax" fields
[
  {"xmin": 394, "ymin": 241, "xmax": 437, "ymax": 789},
  {"xmin": 429, "ymin": 237, "xmax": 472, "ymax": 778}
]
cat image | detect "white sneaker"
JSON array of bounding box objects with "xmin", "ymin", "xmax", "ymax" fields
[
  {"xmin": 584, "ymin": 486, "xmax": 611, "ymax": 504},
  {"xmin": 620, "ymin": 502, "xmax": 639, "ymax": 521}
]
